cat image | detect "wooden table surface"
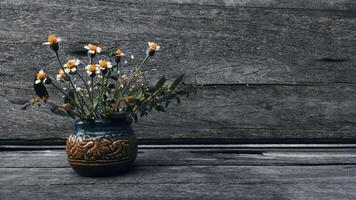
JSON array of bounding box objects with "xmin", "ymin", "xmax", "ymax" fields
[{"xmin": 1, "ymin": 144, "xmax": 356, "ymax": 200}]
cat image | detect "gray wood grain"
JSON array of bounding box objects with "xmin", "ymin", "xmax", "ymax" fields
[
  {"xmin": 1, "ymin": 166, "xmax": 356, "ymax": 200},
  {"xmin": 1, "ymin": 148, "xmax": 356, "ymax": 199},
  {"xmin": 1, "ymin": 148, "xmax": 356, "ymax": 168},
  {"xmin": 1, "ymin": 0, "xmax": 356, "ymax": 143},
  {"xmin": 2, "ymin": 84, "xmax": 356, "ymax": 144},
  {"xmin": 0, "ymin": 0, "xmax": 356, "ymax": 85}
]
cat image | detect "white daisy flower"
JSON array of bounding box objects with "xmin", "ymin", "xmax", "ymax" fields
[
  {"xmin": 97, "ymin": 59, "xmax": 112, "ymax": 71},
  {"xmin": 56, "ymin": 69, "xmax": 66, "ymax": 81},
  {"xmin": 64, "ymin": 59, "xmax": 80, "ymax": 74},
  {"xmin": 147, "ymin": 42, "xmax": 160, "ymax": 56},
  {"xmin": 35, "ymin": 69, "xmax": 48, "ymax": 84},
  {"xmin": 84, "ymin": 44, "xmax": 102, "ymax": 55},
  {"xmin": 42, "ymin": 35, "xmax": 62, "ymax": 45},
  {"xmin": 86, "ymin": 64, "xmax": 100, "ymax": 76},
  {"xmin": 148, "ymin": 42, "xmax": 160, "ymax": 51}
]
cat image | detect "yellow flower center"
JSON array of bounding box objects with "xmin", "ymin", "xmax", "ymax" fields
[
  {"xmin": 89, "ymin": 44, "xmax": 97, "ymax": 51},
  {"xmin": 99, "ymin": 60, "xmax": 108, "ymax": 69},
  {"xmin": 115, "ymin": 48, "xmax": 122, "ymax": 57},
  {"xmin": 48, "ymin": 35, "xmax": 58, "ymax": 44},
  {"xmin": 149, "ymin": 42, "xmax": 158, "ymax": 50},
  {"xmin": 66, "ymin": 60, "xmax": 76, "ymax": 69},
  {"xmin": 87, "ymin": 65, "xmax": 97, "ymax": 72},
  {"xmin": 36, "ymin": 72, "xmax": 47, "ymax": 80}
]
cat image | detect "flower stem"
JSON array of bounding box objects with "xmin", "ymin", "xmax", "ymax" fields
[
  {"xmin": 90, "ymin": 76, "xmax": 95, "ymax": 117},
  {"xmin": 131, "ymin": 87, "xmax": 162, "ymax": 114},
  {"xmin": 76, "ymin": 71, "xmax": 92, "ymax": 103},
  {"xmin": 51, "ymin": 82, "xmax": 67, "ymax": 97},
  {"xmin": 71, "ymin": 72, "xmax": 90, "ymax": 111},
  {"xmin": 114, "ymin": 55, "xmax": 149, "ymax": 110},
  {"xmin": 54, "ymin": 51, "xmax": 85, "ymax": 113},
  {"xmin": 51, "ymin": 82, "xmax": 84, "ymax": 116}
]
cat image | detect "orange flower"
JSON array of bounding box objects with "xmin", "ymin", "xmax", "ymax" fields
[
  {"xmin": 64, "ymin": 59, "xmax": 80, "ymax": 73},
  {"xmin": 98, "ymin": 59, "xmax": 112, "ymax": 70},
  {"xmin": 86, "ymin": 64, "xmax": 100, "ymax": 76},
  {"xmin": 84, "ymin": 44, "xmax": 102, "ymax": 55},
  {"xmin": 35, "ymin": 69, "xmax": 49, "ymax": 84},
  {"xmin": 148, "ymin": 42, "xmax": 160, "ymax": 51},
  {"xmin": 147, "ymin": 42, "xmax": 160, "ymax": 56},
  {"xmin": 43, "ymin": 34, "xmax": 62, "ymax": 45},
  {"xmin": 115, "ymin": 48, "xmax": 124, "ymax": 57}
]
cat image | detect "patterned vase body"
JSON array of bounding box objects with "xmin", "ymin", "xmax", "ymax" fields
[{"xmin": 66, "ymin": 119, "xmax": 137, "ymax": 177}]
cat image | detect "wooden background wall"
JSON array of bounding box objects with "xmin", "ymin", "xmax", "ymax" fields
[{"xmin": 1, "ymin": 0, "xmax": 356, "ymax": 144}]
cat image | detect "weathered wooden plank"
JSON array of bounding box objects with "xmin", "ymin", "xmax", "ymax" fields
[
  {"xmin": 1, "ymin": 148, "xmax": 356, "ymax": 168},
  {"xmin": 1, "ymin": 0, "xmax": 356, "ymax": 143},
  {"xmin": 1, "ymin": 166, "xmax": 355, "ymax": 200},
  {"xmin": 113, "ymin": 0, "xmax": 356, "ymax": 10},
  {"xmin": 0, "ymin": 0, "xmax": 356, "ymax": 86},
  {"xmin": 3, "ymin": 0, "xmax": 356, "ymax": 10},
  {"xmin": 1, "ymin": 148, "xmax": 356, "ymax": 200},
  {"xmin": 2, "ymin": 84, "xmax": 356, "ymax": 143}
]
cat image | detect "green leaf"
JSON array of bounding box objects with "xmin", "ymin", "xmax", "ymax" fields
[
  {"xmin": 108, "ymin": 83, "xmax": 116, "ymax": 89},
  {"xmin": 66, "ymin": 110, "xmax": 76, "ymax": 119},
  {"xmin": 169, "ymin": 74, "xmax": 184, "ymax": 90},
  {"xmin": 149, "ymin": 77, "xmax": 166, "ymax": 93},
  {"xmin": 134, "ymin": 99, "xmax": 142, "ymax": 107},
  {"xmin": 46, "ymin": 102, "xmax": 67, "ymax": 117},
  {"xmin": 64, "ymin": 90, "xmax": 75, "ymax": 105},
  {"xmin": 110, "ymin": 74, "xmax": 119, "ymax": 81}
]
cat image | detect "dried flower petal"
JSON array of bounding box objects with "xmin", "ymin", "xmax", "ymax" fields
[
  {"xmin": 35, "ymin": 69, "xmax": 51, "ymax": 84},
  {"xmin": 86, "ymin": 64, "xmax": 100, "ymax": 77},
  {"xmin": 64, "ymin": 59, "xmax": 80, "ymax": 74},
  {"xmin": 84, "ymin": 44, "xmax": 101, "ymax": 55},
  {"xmin": 43, "ymin": 35, "xmax": 61, "ymax": 51},
  {"xmin": 147, "ymin": 41, "xmax": 160, "ymax": 56},
  {"xmin": 98, "ymin": 59, "xmax": 112, "ymax": 70},
  {"xmin": 115, "ymin": 48, "xmax": 124, "ymax": 57}
]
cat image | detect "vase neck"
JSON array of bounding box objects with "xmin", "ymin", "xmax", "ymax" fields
[{"xmin": 75, "ymin": 119, "xmax": 132, "ymax": 131}]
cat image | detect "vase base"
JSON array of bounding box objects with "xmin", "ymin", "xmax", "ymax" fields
[{"xmin": 68, "ymin": 160, "xmax": 135, "ymax": 177}]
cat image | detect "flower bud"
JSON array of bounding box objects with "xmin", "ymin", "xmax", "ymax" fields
[{"xmin": 147, "ymin": 42, "xmax": 160, "ymax": 56}]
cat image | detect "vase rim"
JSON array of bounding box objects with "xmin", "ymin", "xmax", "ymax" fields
[{"xmin": 75, "ymin": 118, "xmax": 132, "ymax": 129}]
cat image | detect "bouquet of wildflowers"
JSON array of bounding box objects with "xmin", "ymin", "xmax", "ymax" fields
[{"xmin": 25, "ymin": 35, "xmax": 187, "ymax": 122}]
